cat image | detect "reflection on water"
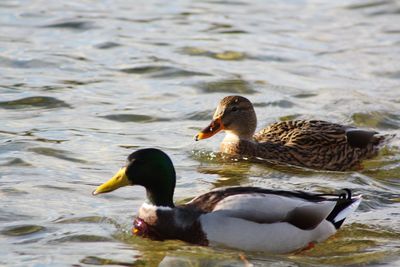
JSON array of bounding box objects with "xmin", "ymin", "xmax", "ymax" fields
[
  {"xmin": 1, "ymin": 0, "xmax": 400, "ymax": 266},
  {"xmin": 1, "ymin": 225, "xmax": 46, "ymax": 237},
  {"xmin": 100, "ymin": 114, "xmax": 170, "ymax": 123},
  {"xmin": 119, "ymin": 65, "xmax": 210, "ymax": 78},
  {"xmin": 181, "ymin": 46, "xmax": 248, "ymax": 61},
  {"xmin": 352, "ymin": 112, "xmax": 400, "ymax": 129},
  {"xmin": 196, "ymin": 78, "xmax": 258, "ymax": 94},
  {"xmin": 193, "ymin": 150, "xmax": 252, "ymax": 187},
  {"xmin": 0, "ymin": 96, "xmax": 70, "ymax": 109},
  {"xmin": 290, "ymin": 223, "xmax": 400, "ymax": 265}
]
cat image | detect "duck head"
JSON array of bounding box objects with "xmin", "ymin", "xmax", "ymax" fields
[
  {"xmin": 93, "ymin": 148, "xmax": 176, "ymax": 207},
  {"xmin": 195, "ymin": 95, "xmax": 257, "ymax": 141}
]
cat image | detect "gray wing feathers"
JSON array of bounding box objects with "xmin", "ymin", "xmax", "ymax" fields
[{"xmin": 211, "ymin": 194, "xmax": 336, "ymax": 228}]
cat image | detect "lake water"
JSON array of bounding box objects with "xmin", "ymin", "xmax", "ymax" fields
[{"xmin": 1, "ymin": 0, "xmax": 400, "ymax": 266}]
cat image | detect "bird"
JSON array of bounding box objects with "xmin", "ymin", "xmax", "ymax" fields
[
  {"xmin": 93, "ymin": 148, "xmax": 361, "ymax": 253},
  {"xmin": 194, "ymin": 95, "xmax": 387, "ymax": 171}
]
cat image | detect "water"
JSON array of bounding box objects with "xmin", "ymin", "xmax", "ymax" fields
[{"xmin": 1, "ymin": 0, "xmax": 399, "ymax": 266}]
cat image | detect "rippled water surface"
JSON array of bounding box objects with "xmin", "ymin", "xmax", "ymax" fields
[{"xmin": 1, "ymin": 0, "xmax": 400, "ymax": 266}]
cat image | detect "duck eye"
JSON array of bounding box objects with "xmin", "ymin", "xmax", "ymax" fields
[{"xmin": 231, "ymin": 106, "xmax": 238, "ymax": 112}]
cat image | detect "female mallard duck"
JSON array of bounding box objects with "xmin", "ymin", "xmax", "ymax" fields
[
  {"xmin": 195, "ymin": 95, "xmax": 386, "ymax": 171},
  {"xmin": 93, "ymin": 148, "xmax": 361, "ymax": 253}
]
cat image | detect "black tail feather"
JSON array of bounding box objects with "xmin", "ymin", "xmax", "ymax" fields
[{"xmin": 325, "ymin": 189, "xmax": 361, "ymax": 229}]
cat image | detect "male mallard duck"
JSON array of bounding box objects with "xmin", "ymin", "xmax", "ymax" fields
[
  {"xmin": 93, "ymin": 148, "xmax": 361, "ymax": 253},
  {"xmin": 195, "ymin": 95, "xmax": 386, "ymax": 171}
]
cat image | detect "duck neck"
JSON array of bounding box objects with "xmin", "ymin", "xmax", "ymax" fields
[
  {"xmin": 221, "ymin": 131, "xmax": 257, "ymax": 155},
  {"xmin": 143, "ymin": 174, "xmax": 175, "ymax": 208},
  {"xmin": 146, "ymin": 187, "xmax": 175, "ymax": 208},
  {"xmin": 224, "ymin": 131, "xmax": 254, "ymax": 142}
]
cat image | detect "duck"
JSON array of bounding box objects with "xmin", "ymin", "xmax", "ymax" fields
[
  {"xmin": 194, "ymin": 95, "xmax": 386, "ymax": 171},
  {"xmin": 93, "ymin": 148, "xmax": 361, "ymax": 253}
]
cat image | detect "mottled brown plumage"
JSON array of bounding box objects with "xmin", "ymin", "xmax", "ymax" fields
[{"xmin": 195, "ymin": 95, "xmax": 386, "ymax": 171}]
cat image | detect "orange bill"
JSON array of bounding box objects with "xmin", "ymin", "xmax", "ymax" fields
[{"xmin": 195, "ymin": 117, "xmax": 224, "ymax": 141}]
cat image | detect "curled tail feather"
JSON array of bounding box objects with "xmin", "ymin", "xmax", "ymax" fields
[{"xmin": 325, "ymin": 189, "xmax": 362, "ymax": 229}]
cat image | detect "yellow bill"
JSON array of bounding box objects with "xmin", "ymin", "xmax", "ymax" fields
[{"xmin": 92, "ymin": 167, "xmax": 130, "ymax": 195}]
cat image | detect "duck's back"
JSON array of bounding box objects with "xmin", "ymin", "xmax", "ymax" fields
[
  {"xmin": 253, "ymin": 120, "xmax": 384, "ymax": 171},
  {"xmin": 185, "ymin": 187, "xmax": 361, "ymax": 253},
  {"xmin": 255, "ymin": 120, "xmax": 345, "ymax": 145}
]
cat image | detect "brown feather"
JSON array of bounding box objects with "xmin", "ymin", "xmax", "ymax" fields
[{"xmin": 202, "ymin": 96, "xmax": 386, "ymax": 171}]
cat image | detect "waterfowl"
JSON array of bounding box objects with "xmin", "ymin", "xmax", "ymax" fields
[
  {"xmin": 195, "ymin": 95, "xmax": 386, "ymax": 171},
  {"xmin": 93, "ymin": 148, "xmax": 361, "ymax": 253}
]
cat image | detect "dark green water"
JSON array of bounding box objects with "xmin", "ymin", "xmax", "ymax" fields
[{"xmin": 1, "ymin": 0, "xmax": 399, "ymax": 266}]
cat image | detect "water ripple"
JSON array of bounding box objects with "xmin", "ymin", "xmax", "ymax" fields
[
  {"xmin": 352, "ymin": 112, "xmax": 400, "ymax": 129},
  {"xmin": 80, "ymin": 256, "xmax": 134, "ymax": 266},
  {"xmin": 0, "ymin": 96, "xmax": 71, "ymax": 109},
  {"xmin": 180, "ymin": 46, "xmax": 247, "ymax": 61},
  {"xmin": 95, "ymin": 41, "xmax": 122, "ymax": 49},
  {"xmin": 42, "ymin": 20, "xmax": 96, "ymax": 31},
  {"xmin": 28, "ymin": 147, "xmax": 87, "ymax": 163},
  {"xmin": 1, "ymin": 225, "xmax": 45, "ymax": 236},
  {"xmin": 374, "ymin": 71, "xmax": 400, "ymax": 79},
  {"xmin": 265, "ymin": 100, "xmax": 295, "ymax": 108},
  {"xmin": 48, "ymin": 234, "xmax": 112, "ymax": 244},
  {"xmin": 346, "ymin": 0, "xmax": 392, "ymax": 10},
  {"xmin": 100, "ymin": 114, "xmax": 170, "ymax": 123},
  {"xmin": 0, "ymin": 210, "xmax": 31, "ymax": 222},
  {"xmin": 185, "ymin": 110, "xmax": 214, "ymax": 121},
  {"xmin": 54, "ymin": 216, "xmax": 109, "ymax": 224},
  {"xmin": 0, "ymin": 158, "xmax": 32, "ymax": 167},
  {"xmin": 196, "ymin": 79, "xmax": 257, "ymax": 94},
  {"xmin": 0, "ymin": 56, "xmax": 57, "ymax": 69},
  {"xmin": 119, "ymin": 65, "xmax": 210, "ymax": 78}
]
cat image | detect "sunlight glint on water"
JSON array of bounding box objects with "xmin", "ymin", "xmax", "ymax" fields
[{"xmin": 0, "ymin": 0, "xmax": 399, "ymax": 266}]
